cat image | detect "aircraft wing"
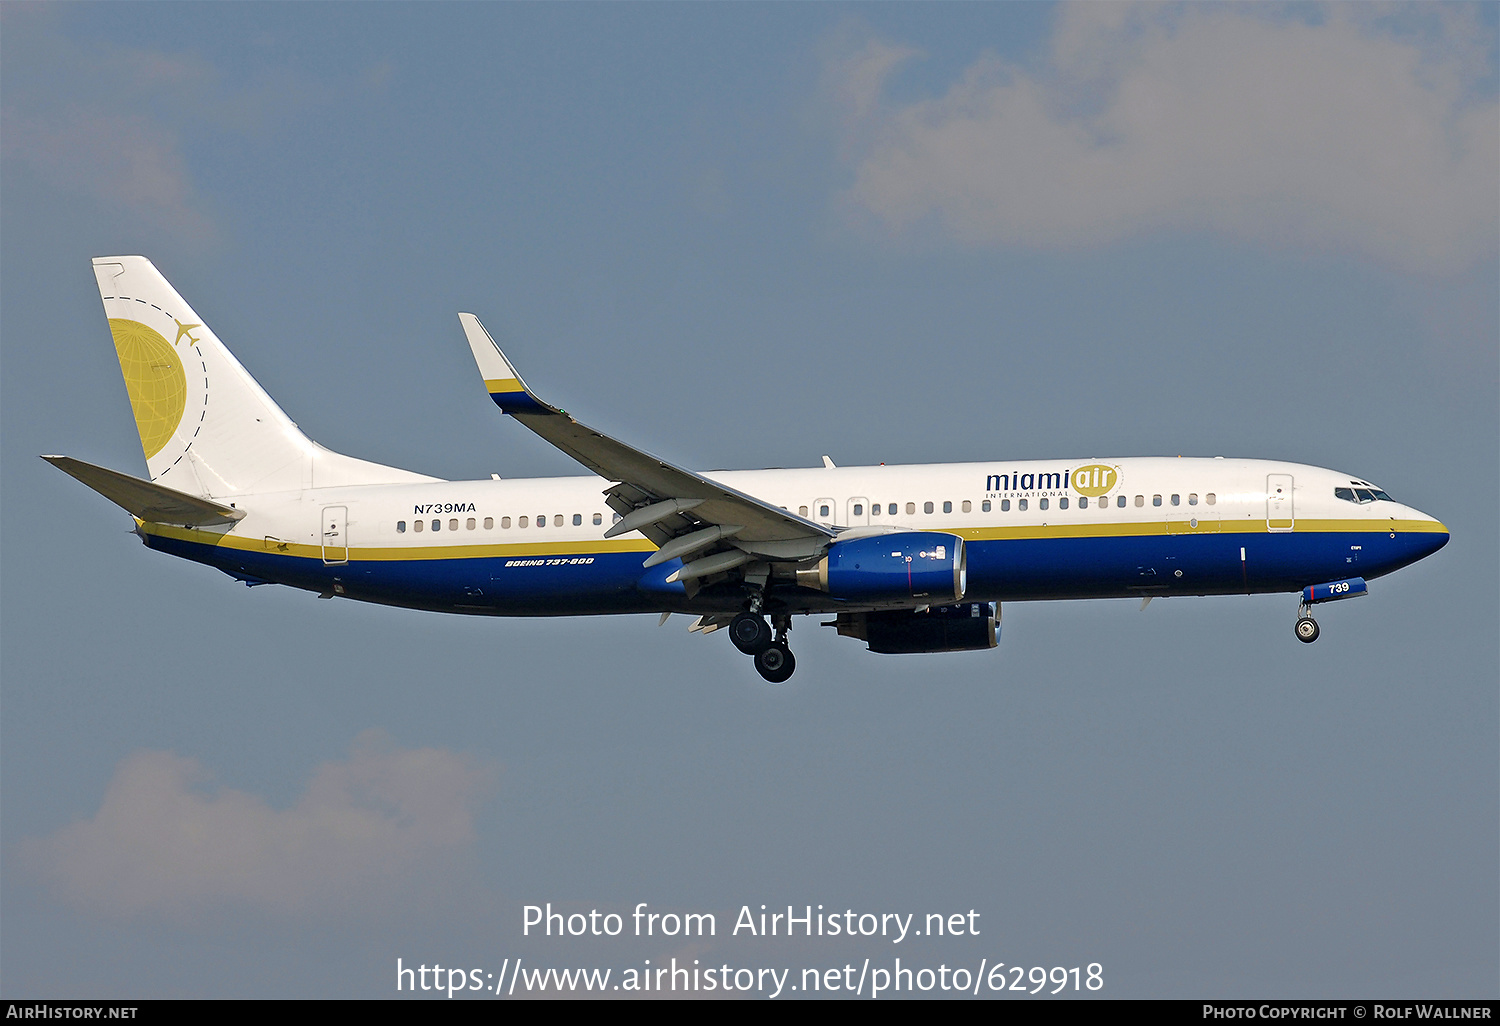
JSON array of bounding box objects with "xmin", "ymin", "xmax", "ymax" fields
[
  {"xmin": 459, "ymin": 314, "xmax": 833, "ymax": 574},
  {"xmin": 43, "ymin": 455, "xmax": 246, "ymax": 527}
]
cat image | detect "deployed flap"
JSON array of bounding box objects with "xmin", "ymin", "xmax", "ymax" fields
[
  {"xmin": 43, "ymin": 455, "xmax": 246, "ymax": 526},
  {"xmin": 458, "ymin": 314, "xmax": 832, "ymax": 550}
]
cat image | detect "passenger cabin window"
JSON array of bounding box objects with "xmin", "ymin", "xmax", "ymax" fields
[
  {"xmin": 942, "ymin": 501, "xmax": 952, "ymax": 513},
  {"xmin": 819, "ymin": 504, "xmax": 831, "ymax": 518},
  {"xmin": 888, "ymin": 504, "xmax": 897, "ymax": 515},
  {"xmin": 1187, "ymin": 494, "xmax": 1197, "ymax": 506},
  {"xmin": 593, "ymin": 513, "xmax": 602, "ymax": 525},
  {"xmin": 906, "ymin": 502, "xmax": 916, "ymax": 515},
  {"xmin": 1117, "ymin": 495, "xmax": 1127, "ymax": 508},
  {"xmin": 1000, "ymin": 499, "xmax": 1010, "ymax": 511},
  {"xmin": 413, "ymin": 520, "xmax": 423, "ymax": 532},
  {"xmin": 1152, "ymin": 495, "xmax": 1162, "ymax": 507},
  {"xmin": 519, "ymin": 516, "xmax": 528, "ymax": 528},
  {"xmin": 1170, "ymin": 494, "xmax": 1180, "ymax": 506},
  {"xmin": 1078, "ymin": 497, "xmax": 1088, "ymax": 509},
  {"xmin": 449, "ymin": 519, "xmax": 459, "ymax": 531},
  {"xmin": 799, "ymin": 506, "xmax": 809, "ymax": 517},
  {"xmin": 871, "ymin": 503, "xmax": 881, "ymax": 516},
  {"xmin": 397, "ymin": 521, "xmax": 406, "ymax": 533},
  {"xmin": 484, "ymin": 517, "xmax": 494, "ymax": 529},
  {"xmin": 1206, "ymin": 493, "xmax": 1216, "ymax": 505},
  {"xmin": 466, "ymin": 518, "xmax": 476, "ymax": 530},
  {"xmin": 923, "ymin": 501, "xmax": 934, "ymax": 514},
  {"xmin": 1059, "ymin": 497, "xmax": 1069, "ymax": 509},
  {"xmin": 981, "ymin": 500, "xmax": 991, "ymax": 512},
  {"xmin": 1134, "ymin": 495, "xmax": 1144, "ymax": 507},
  {"xmin": 1018, "ymin": 498, "xmax": 1029, "ymax": 511},
  {"xmin": 431, "ymin": 519, "xmax": 440, "ymax": 531},
  {"xmin": 962, "ymin": 500, "xmax": 972, "ymax": 513},
  {"xmin": 501, "ymin": 517, "xmax": 511, "ymax": 529},
  {"xmin": 852, "ymin": 504, "xmax": 863, "ymax": 516},
  {"xmin": 1039, "ymin": 498, "xmax": 1049, "ymax": 510}
]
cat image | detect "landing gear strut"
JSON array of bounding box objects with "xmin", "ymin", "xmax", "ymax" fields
[{"xmin": 1294, "ymin": 603, "xmax": 1320, "ymax": 643}]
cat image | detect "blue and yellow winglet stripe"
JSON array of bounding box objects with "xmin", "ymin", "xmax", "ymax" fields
[
  {"xmin": 460, "ymin": 313, "xmax": 560, "ymax": 418},
  {"xmin": 482, "ymin": 377, "xmax": 552, "ymax": 415}
]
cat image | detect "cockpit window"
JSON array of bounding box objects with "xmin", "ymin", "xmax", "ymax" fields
[{"xmin": 1337, "ymin": 485, "xmax": 1394, "ymax": 503}]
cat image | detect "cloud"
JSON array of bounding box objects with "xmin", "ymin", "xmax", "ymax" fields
[
  {"xmin": 23, "ymin": 732, "xmax": 493, "ymax": 919},
  {"xmin": 0, "ymin": 12, "xmax": 338, "ymax": 247},
  {"xmin": 829, "ymin": 5, "xmax": 1499, "ymax": 273},
  {"xmin": 2, "ymin": 108, "xmax": 217, "ymax": 243}
]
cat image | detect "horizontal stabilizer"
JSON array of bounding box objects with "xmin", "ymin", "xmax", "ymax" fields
[{"xmin": 43, "ymin": 455, "xmax": 246, "ymax": 526}]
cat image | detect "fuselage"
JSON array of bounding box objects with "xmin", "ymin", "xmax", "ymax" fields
[{"xmin": 139, "ymin": 456, "xmax": 1448, "ymax": 616}]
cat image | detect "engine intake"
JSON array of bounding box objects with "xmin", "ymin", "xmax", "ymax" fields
[
  {"xmin": 795, "ymin": 532, "xmax": 966, "ymax": 604},
  {"xmin": 831, "ymin": 602, "xmax": 1000, "ymax": 654}
]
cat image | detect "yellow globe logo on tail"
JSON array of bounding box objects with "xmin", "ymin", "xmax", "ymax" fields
[{"xmin": 108, "ymin": 318, "xmax": 186, "ymax": 459}]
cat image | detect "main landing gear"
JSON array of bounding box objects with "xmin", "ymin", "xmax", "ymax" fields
[
  {"xmin": 728, "ymin": 609, "xmax": 796, "ymax": 683},
  {"xmin": 1294, "ymin": 602, "xmax": 1320, "ymax": 644}
]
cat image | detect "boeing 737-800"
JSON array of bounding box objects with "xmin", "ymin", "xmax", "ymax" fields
[{"xmin": 47, "ymin": 257, "xmax": 1450, "ymax": 682}]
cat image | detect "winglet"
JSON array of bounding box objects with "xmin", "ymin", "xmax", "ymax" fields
[{"xmin": 458, "ymin": 313, "xmax": 556, "ymax": 416}]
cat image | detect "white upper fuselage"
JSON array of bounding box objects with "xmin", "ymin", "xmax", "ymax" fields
[{"xmin": 209, "ymin": 456, "xmax": 1440, "ymax": 555}]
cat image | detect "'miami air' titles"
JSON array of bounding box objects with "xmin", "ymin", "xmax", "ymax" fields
[
  {"xmin": 983, "ymin": 464, "xmax": 1118, "ymax": 498},
  {"xmin": 48, "ymin": 256, "xmax": 1451, "ymax": 684}
]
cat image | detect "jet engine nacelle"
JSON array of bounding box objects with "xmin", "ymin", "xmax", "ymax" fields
[
  {"xmin": 796, "ymin": 532, "xmax": 966, "ymax": 604},
  {"xmin": 830, "ymin": 602, "xmax": 1000, "ymax": 654}
]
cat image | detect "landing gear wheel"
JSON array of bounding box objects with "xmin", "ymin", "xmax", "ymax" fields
[
  {"xmin": 754, "ymin": 642, "xmax": 796, "ymax": 684},
  {"xmin": 729, "ymin": 612, "xmax": 772, "ymax": 655},
  {"xmin": 1295, "ymin": 616, "xmax": 1320, "ymax": 643}
]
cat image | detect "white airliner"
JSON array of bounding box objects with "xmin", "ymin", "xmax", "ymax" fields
[{"xmin": 48, "ymin": 257, "xmax": 1449, "ymax": 682}]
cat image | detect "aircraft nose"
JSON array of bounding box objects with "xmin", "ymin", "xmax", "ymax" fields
[{"xmin": 1413, "ymin": 516, "xmax": 1450, "ymax": 560}]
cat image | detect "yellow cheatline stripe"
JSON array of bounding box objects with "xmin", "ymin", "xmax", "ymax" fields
[
  {"xmin": 139, "ymin": 516, "xmax": 1444, "ymax": 562},
  {"xmin": 138, "ymin": 521, "xmax": 655, "ymax": 561},
  {"xmin": 949, "ymin": 517, "xmax": 1447, "ymax": 542},
  {"xmin": 484, "ymin": 378, "xmax": 526, "ymax": 394}
]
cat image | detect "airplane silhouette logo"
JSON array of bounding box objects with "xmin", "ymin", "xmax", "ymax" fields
[{"xmin": 173, "ymin": 318, "xmax": 201, "ymax": 346}]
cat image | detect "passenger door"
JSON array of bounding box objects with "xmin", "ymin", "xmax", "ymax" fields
[
  {"xmin": 321, "ymin": 505, "xmax": 348, "ymax": 564},
  {"xmin": 1266, "ymin": 474, "xmax": 1294, "ymax": 532}
]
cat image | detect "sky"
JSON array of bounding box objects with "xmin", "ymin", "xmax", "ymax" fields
[{"xmin": 2, "ymin": 2, "xmax": 1496, "ymax": 999}]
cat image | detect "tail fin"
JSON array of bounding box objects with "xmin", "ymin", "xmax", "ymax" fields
[{"xmin": 92, "ymin": 257, "xmax": 436, "ymax": 496}]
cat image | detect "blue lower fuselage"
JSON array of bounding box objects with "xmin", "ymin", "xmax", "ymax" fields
[{"xmin": 145, "ymin": 525, "xmax": 1448, "ymax": 616}]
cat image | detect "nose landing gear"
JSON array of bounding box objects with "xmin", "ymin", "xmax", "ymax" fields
[{"xmin": 1294, "ymin": 601, "xmax": 1319, "ymax": 643}]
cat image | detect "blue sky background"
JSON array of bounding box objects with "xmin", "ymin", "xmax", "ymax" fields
[{"xmin": 2, "ymin": 2, "xmax": 1496, "ymax": 998}]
